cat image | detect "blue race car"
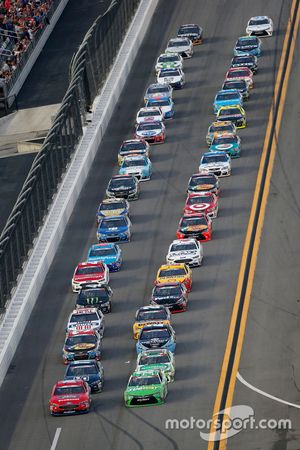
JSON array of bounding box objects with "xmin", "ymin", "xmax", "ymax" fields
[
  {"xmin": 136, "ymin": 324, "xmax": 176, "ymax": 354},
  {"xmin": 234, "ymin": 36, "xmax": 262, "ymax": 56},
  {"xmin": 209, "ymin": 133, "xmax": 241, "ymax": 158},
  {"xmin": 64, "ymin": 360, "xmax": 104, "ymax": 392},
  {"xmin": 87, "ymin": 243, "xmax": 122, "ymax": 271},
  {"xmin": 145, "ymin": 97, "xmax": 174, "ymax": 119},
  {"xmin": 97, "ymin": 216, "xmax": 131, "ymax": 243},
  {"xmin": 213, "ymin": 89, "xmax": 243, "ymax": 114},
  {"xmin": 119, "ymin": 155, "xmax": 152, "ymax": 181}
]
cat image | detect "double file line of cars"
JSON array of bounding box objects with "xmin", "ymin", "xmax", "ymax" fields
[{"xmin": 48, "ymin": 15, "xmax": 273, "ymax": 414}]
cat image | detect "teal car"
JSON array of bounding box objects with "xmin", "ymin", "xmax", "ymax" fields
[
  {"xmin": 87, "ymin": 243, "xmax": 122, "ymax": 271},
  {"xmin": 136, "ymin": 349, "xmax": 175, "ymax": 382},
  {"xmin": 213, "ymin": 89, "xmax": 243, "ymax": 114},
  {"xmin": 119, "ymin": 155, "xmax": 152, "ymax": 181},
  {"xmin": 210, "ymin": 133, "xmax": 241, "ymax": 158}
]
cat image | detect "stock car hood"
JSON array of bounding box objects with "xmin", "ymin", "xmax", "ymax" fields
[
  {"xmin": 98, "ymin": 225, "xmax": 128, "ymax": 235},
  {"xmin": 138, "ymin": 363, "xmax": 172, "ymax": 373},
  {"xmin": 167, "ymin": 44, "xmax": 190, "ymax": 52},
  {"xmin": 157, "ymin": 62, "xmax": 181, "ymax": 70},
  {"xmin": 99, "ymin": 208, "xmax": 126, "ymax": 217},
  {"xmin": 139, "ymin": 337, "xmax": 171, "ymax": 348},
  {"xmin": 158, "ymin": 74, "xmax": 182, "ymax": 83},
  {"xmin": 157, "ymin": 275, "xmax": 187, "ymax": 284},
  {"xmin": 192, "ymin": 183, "xmax": 215, "ymax": 192},
  {"xmin": 211, "ymin": 143, "xmax": 238, "ymax": 151},
  {"xmin": 181, "ymin": 224, "xmax": 208, "ymax": 232},
  {"xmin": 51, "ymin": 393, "xmax": 87, "ymax": 404},
  {"xmin": 65, "ymin": 343, "xmax": 96, "ymax": 352},
  {"xmin": 236, "ymin": 44, "xmax": 258, "ymax": 52},
  {"xmin": 219, "ymin": 112, "xmax": 243, "ymax": 120},
  {"xmin": 134, "ymin": 319, "xmax": 170, "ymax": 330},
  {"xmin": 215, "ymin": 99, "xmax": 241, "ymax": 109},
  {"xmin": 136, "ymin": 129, "xmax": 161, "ymax": 137},
  {"xmin": 88, "ymin": 254, "xmax": 118, "ymax": 263},
  {"xmin": 65, "ymin": 374, "xmax": 99, "ymax": 384},
  {"xmin": 247, "ymin": 24, "xmax": 270, "ymax": 31},
  {"xmin": 168, "ymin": 250, "xmax": 198, "ymax": 258},
  {"xmin": 73, "ymin": 273, "xmax": 104, "ymax": 282},
  {"xmin": 201, "ymin": 161, "xmax": 229, "ymax": 169},
  {"xmin": 120, "ymin": 166, "xmax": 145, "ymax": 175},
  {"xmin": 186, "ymin": 202, "xmax": 212, "ymax": 213},
  {"xmin": 126, "ymin": 385, "xmax": 163, "ymax": 396}
]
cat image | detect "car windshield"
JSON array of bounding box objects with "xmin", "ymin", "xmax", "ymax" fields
[
  {"xmin": 99, "ymin": 201, "xmax": 125, "ymax": 211},
  {"xmin": 228, "ymin": 70, "xmax": 249, "ymax": 77},
  {"xmin": 158, "ymin": 54, "xmax": 179, "ymax": 62},
  {"xmin": 216, "ymin": 93, "xmax": 239, "ymax": 101},
  {"xmin": 136, "ymin": 309, "xmax": 168, "ymax": 321},
  {"xmin": 148, "ymin": 85, "xmax": 169, "ymax": 94},
  {"xmin": 219, "ymin": 108, "xmax": 241, "ymax": 116},
  {"xmin": 78, "ymin": 289, "xmax": 109, "ymax": 304},
  {"xmin": 123, "ymin": 159, "xmax": 145, "ymax": 167},
  {"xmin": 129, "ymin": 375, "xmax": 160, "ymax": 386},
  {"xmin": 223, "ymin": 81, "xmax": 247, "ymax": 90},
  {"xmin": 249, "ymin": 18, "xmax": 269, "ymax": 25},
  {"xmin": 120, "ymin": 141, "xmax": 146, "ymax": 153},
  {"xmin": 66, "ymin": 365, "xmax": 98, "ymax": 376},
  {"xmin": 210, "ymin": 124, "xmax": 234, "ymax": 133},
  {"xmin": 233, "ymin": 56, "xmax": 253, "ymax": 64},
  {"xmin": 160, "ymin": 70, "xmax": 180, "ymax": 77},
  {"xmin": 139, "ymin": 354, "xmax": 170, "ymax": 365},
  {"xmin": 100, "ymin": 218, "xmax": 126, "ymax": 228},
  {"xmin": 140, "ymin": 329, "xmax": 170, "ymax": 340},
  {"xmin": 65, "ymin": 334, "xmax": 97, "ymax": 346},
  {"xmin": 54, "ymin": 386, "xmax": 85, "ymax": 396},
  {"xmin": 187, "ymin": 195, "xmax": 212, "ymax": 205},
  {"xmin": 138, "ymin": 123, "xmax": 161, "ymax": 131},
  {"xmin": 190, "ymin": 175, "xmax": 216, "ymax": 186},
  {"xmin": 170, "ymin": 243, "xmax": 197, "ymax": 252},
  {"xmin": 70, "ymin": 313, "xmax": 99, "ymax": 323},
  {"xmin": 181, "ymin": 217, "xmax": 207, "ymax": 227},
  {"xmin": 148, "ymin": 99, "xmax": 170, "ymax": 107},
  {"xmin": 153, "ymin": 286, "xmax": 182, "ymax": 297},
  {"xmin": 202, "ymin": 155, "xmax": 228, "ymax": 163},
  {"xmin": 159, "ymin": 268, "xmax": 186, "ymax": 277},
  {"xmin": 168, "ymin": 40, "xmax": 187, "ymax": 47},
  {"xmin": 179, "ymin": 26, "xmax": 198, "ymax": 35},
  {"xmin": 76, "ymin": 266, "xmax": 103, "ymax": 275},
  {"xmin": 109, "ymin": 178, "xmax": 135, "ymax": 189},
  {"xmin": 213, "ymin": 136, "xmax": 237, "ymax": 145},
  {"xmin": 237, "ymin": 38, "xmax": 257, "ymax": 46},
  {"xmin": 139, "ymin": 110, "xmax": 160, "ymax": 117}
]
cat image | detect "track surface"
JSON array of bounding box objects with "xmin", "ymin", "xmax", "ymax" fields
[{"xmin": 0, "ymin": 1, "xmax": 293, "ymax": 449}]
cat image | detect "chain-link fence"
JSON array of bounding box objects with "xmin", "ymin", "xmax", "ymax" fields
[{"xmin": 0, "ymin": 0, "xmax": 140, "ymax": 311}]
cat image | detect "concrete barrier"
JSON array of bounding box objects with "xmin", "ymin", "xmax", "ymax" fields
[{"xmin": 0, "ymin": 0, "xmax": 159, "ymax": 386}]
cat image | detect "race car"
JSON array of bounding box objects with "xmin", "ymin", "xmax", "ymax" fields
[
  {"xmin": 106, "ymin": 174, "xmax": 139, "ymax": 200},
  {"xmin": 213, "ymin": 89, "xmax": 243, "ymax": 113},
  {"xmin": 72, "ymin": 261, "xmax": 109, "ymax": 293},
  {"xmin": 87, "ymin": 243, "xmax": 122, "ymax": 271},
  {"xmin": 136, "ymin": 107, "xmax": 163, "ymax": 124},
  {"xmin": 134, "ymin": 121, "xmax": 166, "ymax": 144},
  {"xmin": 62, "ymin": 329, "xmax": 102, "ymax": 364},
  {"xmin": 64, "ymin": 360, "xmax": 104, "ymax": 392},
  {"xmin": 234, "ymin": 35, "xmax": 262, "ymax": 57},
  {"xmin": 199, "ymin": 151, "xmax": 231, "ymax": 177},
  {"xmin": 150, "ymin": 282, "xmax": 188, "ymax": 313},
  {"xmin": 217, "ymin": 105, "xmax": 247, "ymax": 128},
  {"xmin": 210, "ymin": 133, "xmax": 241, "ymax": 158},
  {"xmin": 49, "ymin": 379, "xmax": 91, "ymax": 416},
  {"xmin": 155, "ymin": 263, "xmax": 192, "ymax": 292},
  {"xmin": 165, "ymin": 37, "xmax": 193, "ymax": 58},
  {"xmin": 176, "ymin": 214, "xmax": 212, "ymax": 242},
  {"xmin": 124, "ymin": 369, "xmax": 168, "ymax": 407},
  {"xmin": 66, "ymin": 308, "xmax": 105, "ymax": 336},
  {"xmin": 177, "ymin": 23, "xmax": 203, "ymax": 45},
  {"xmin": 145, "ymin": 97, "xmax": 174, "ymax": 119},
  {"xmin": 118, "ymin": 139, "xmax": 150, "ymax": 165},
  {"xmin": 166, "ymin": 238, "xmax": 203, "ymax": 267},
  {"xmin": 76, "ymin": 285, "xmax": 113, "ymax": 313},
  {"xmin": 144, "ymin": 83, "xmax": 173, "ymax": 102},
  {"xmin": 206, "ymin": 121, "xmax": 237, "ymax": 146},
  {"xmin": 155, "ymin": 53, "xmax": 183, "ymax": 73},
  {"xmin": 222, "ymin": 79, "xmax": 250, "ymax": 100},
  {"xmin": 133, "ymin": 305, "xmax": 171, "ymax": 340},
  {"xmin": 187, "ymin": 173, "xmax": 220, "ymax": 196},
  {"xmin": 157, "ymin": 68, "xmax": 185, "ymax": 89},
  {"xmin": 119, "ymin": 155, "xmax": 152, "ymax": 181},
  {"xmin": 246, "ymin": 16, "xmax": 273, "ymax": 37},
  {"xmin": 136, "ymin": 324, "xmax": 176, "ymax": 353},
  {"xmin": 136, "ymin": 349, "xmax": 175, "ymax": 382},
  {"xmin": 97, "ymin": 215, "xmax": 132, "ymax": 243},
  {"xmin": 230, "ymin": 55, "xmax": 258, "ymax": 74},
  {"xmin": 184, "ymin": 192, "xmax": 219, "ymax": 219},
  {"xmin": 96, "ymin": 198, "xmax": 129, "ymax": 222},
  {"xmin": 225, "ymin": 67, "xmax": 253, "ymax": 89}
]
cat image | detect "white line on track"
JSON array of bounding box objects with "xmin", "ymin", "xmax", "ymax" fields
[
  {"xmin": 237, "ymin": 371, "xmax": 300, "ymax": 409},
  {"xmin": 50, "ymin": 428, "xmax": 62, "ymax": 450}
]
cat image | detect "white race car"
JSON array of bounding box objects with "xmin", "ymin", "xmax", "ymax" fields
[
  {"xmin": 166, "ymin": 238, "xmax": 203, "ymax": 267},
  {"xmin": 135, "ymin": 121, "xmax": 166, "ymax": 144},
  {"xmin": 246, "ymin": 16, "xmax": 273, "ymax": 37},
  {"xmin": 165, "ymin": 37, "xmax": 193, "ymax": 58},
  {"xmin": 199, "ymin": 151, "xmax": 231, "ymax": 177},
  {"xmin": 157, "ymin": 68, "xmax": 185, "ymax": 89},
  {"xmin": 155, "ymin": 53, "xmax": 183, "ymax": 73},
  {"xmin": 136, "ymin": 107, "xmax": 163, "ymax": 124},
  {"xmin": 119, "ymin": 155, "xmax": 152, "ymax": 181},
  {"xmin": 145, "ymin": 97, "xmax": 174, "ymax": 120},
  {"xmin": 66, "ymin": 308, "xmax": 105, "ymax": 337}
]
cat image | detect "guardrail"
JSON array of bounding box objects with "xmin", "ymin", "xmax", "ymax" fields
[{"xmin": 0, "ymin": 0, "xmax": 140, "ymax": 311}]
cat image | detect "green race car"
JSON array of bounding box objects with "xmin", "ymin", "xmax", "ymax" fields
[
  {"xmin": 136, "ymin": 349, "xmax": 175, "ymax": 382},
  {"xmin": 124, "ymin": 370, "xmax": 168, "ymax": 407}
]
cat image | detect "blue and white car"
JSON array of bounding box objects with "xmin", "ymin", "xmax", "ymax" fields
[
  {"xmin": 144, "ymin": 83, "xmax": 173, "ymax": 102},
  {"xmin": 146, "ymin": 97, "xmax": 174, "ymax": 119},
  {"xmin": 87, "ymin": 243, "xmax": 122, "ymax": 271},
  {"xmin": 199, "ymin": 151, "xmax": 231, "ymax": 177},
  {"xmin": 119, "ymin": 155, "xmax": 152, "ymax": 181},
  {"xmin": 213, "ymin": 89, "xmax": 243, "ymax": 114},
  {"xmin": 246, "ymin": 16, "xmax": 273, "ymax": 37},
  {"xmin": 234, "ymin": 36, "xmax": 262, "ymax": 57},
  {"xmin": 64, "ymin": 360, "xmax": 104, "ymax": 392},
  {"xmin": 135, "ymin": 121, "xmax": 166, "ymax": 144},
  {"xmin": 136, "ymin": 324, "xmax": 176, "ymax": 354},
  {"xmin": 97, "ymin": 216, "xmax": 132, "ymax": 243},
  {"xmin": 157, "ymin": 68, "xmax": 185, "ymax": 89}
]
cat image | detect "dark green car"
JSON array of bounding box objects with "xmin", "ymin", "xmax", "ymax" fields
[{"xmin": 124, "ymin": 370, "xmax": 168, "ymax": 407}]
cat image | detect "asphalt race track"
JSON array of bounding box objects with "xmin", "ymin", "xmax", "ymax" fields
[{"xmin": 0, "ymin": 1, "xmax": 295, "ymax": 449}]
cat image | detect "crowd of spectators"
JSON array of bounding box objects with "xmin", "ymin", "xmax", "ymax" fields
[{"xmin": 0, "ymin": 0, "xmax": 53, "ymax": 85}]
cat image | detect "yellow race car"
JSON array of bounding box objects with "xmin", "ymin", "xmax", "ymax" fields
[
  {"xmin": 132, "ymin": 305, "xmax": 171, "ymax": 339},
  {"xmin": 216, "ymin": 105, "xmax": 246, "ymax": 129},
  {"xmin": 155, "ymin": 263, "xmax": 192, "ymax": 292}
]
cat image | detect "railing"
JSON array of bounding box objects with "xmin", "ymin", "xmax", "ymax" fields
[{"xmin": 0, "ymin": 0, "xmax": 140, "ymax": 311}]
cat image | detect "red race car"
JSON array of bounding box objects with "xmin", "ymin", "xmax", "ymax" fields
[
  {"xmin": 183, "ymin": 192, "xmax": 218, "ymax": 219},
  {"xmin": 225, "ymin": 67, "xmax": 253, "ymax": 89},
  {"xmin": 176, "ymin": 214, "xmax": 212, "ymax": 241},
  {"xmin": 72, "ymin": 261, "xmax": 109, "ymax": 293},
  {"xmin": 49, "ymin": 379, "xmax": 91, "ymax": 416}
]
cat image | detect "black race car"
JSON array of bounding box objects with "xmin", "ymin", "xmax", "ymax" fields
[
  {"xmin": 230, "ymin": 55, "xmax": 258, "ymax": 74},
  {"xmin": 222, "ymin": 79, "xmax": 249, "ymax": 100},
  {"xmin": 187, "ymin": 173, "xmax": 220, "ymax": 196},
  {"xmin": 150, "ymin": 282, "xmax": 188, "ymax": 313},
  {"xmin": 177, "ymin": 23, "xmax": 203, "ymax": 45},
  {"xmin": 76, "ymin": 285, "xmax": 113, "ymax": 313},
  {"xmin": 106, "ymin": 174, "xmax": 139, "ymax": 201}
]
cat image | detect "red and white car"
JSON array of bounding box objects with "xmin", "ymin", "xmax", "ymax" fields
[
  {"xmin": 176, "ymin": 214, "xmax": 212, "ymax": 242},
  {"xmin": 183, "ymin": 192, "xmax": 219, "ymax": 219},
  {"xmin": 136, "ymin": 107, "xmax": 164, "ymax": 124},
  {"xmin": 134, "ymin": 121, "xmax": 166, "ymax": 144},
  {"xmin": 66, "ymin": 308, "xmax": 105, "ymax": 336},
  {"xmin": 225, "ymin": 67, "xmax": 253, "ymax": 89},
  {"xmin": 49, "ymin": 379, "xmax": 91, "ymax": 416},
  {"xmin": 72, "ymin": 261, "xmax": 109, "ymax": 293}
]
